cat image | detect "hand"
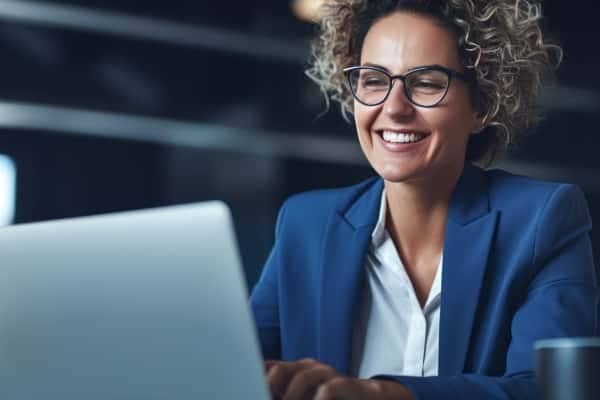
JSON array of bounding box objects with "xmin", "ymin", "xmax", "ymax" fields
[{"xmin": 264, "ymin": 358, "xmax": 415, "ymax": 400}]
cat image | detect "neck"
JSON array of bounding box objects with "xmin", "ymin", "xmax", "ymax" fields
[{"xmin": 383, "ymin": 163, "xmax": 465, "ymax": 262}]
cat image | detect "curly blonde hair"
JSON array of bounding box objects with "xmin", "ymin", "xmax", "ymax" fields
[{"xmin": 306, "ymin": 0, "xmax": 562, "ymax": 163}]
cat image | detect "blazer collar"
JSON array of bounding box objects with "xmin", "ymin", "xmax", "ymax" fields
[
  {"xmin": 440, "ymin": 163, "xmax": 499, "ymax": 374},
  {"xmin": 447, "ymin": 163, "xmax": 491, "ymax": 225},
  {"xmin": 340, "ymin": 177, "xmax": 384, "ymax": 230},
  {"xmin": 318, "ymin": 177, "xmax": 382, "ymax": 374},
  {"xmin": 342, "ymin": 163, "xmax": 489, "ymax": 227}
]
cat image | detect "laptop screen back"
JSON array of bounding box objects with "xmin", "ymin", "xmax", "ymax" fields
[{"xmin": 0, "ymin": 201, "xmax": 269, "ymax": 400}]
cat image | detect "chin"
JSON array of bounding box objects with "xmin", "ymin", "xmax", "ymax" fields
[{"xmin": 377, "ymin": 164, "xmax": 421, "ymax": 183}]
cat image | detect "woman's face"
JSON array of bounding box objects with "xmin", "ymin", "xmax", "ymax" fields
[{"xmin": 354, "ymin": 11, "xmax": 481, "ymax": 185}]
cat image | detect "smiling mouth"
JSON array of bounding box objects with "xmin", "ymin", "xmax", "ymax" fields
[{"xmin": 379, "ymin": 131, "xmax": 429, "ymax": 144}]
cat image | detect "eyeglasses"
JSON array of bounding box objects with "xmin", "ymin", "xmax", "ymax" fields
[{"xmin": 343, "ymin": 65, "xmax": 471, "ymax": 108}]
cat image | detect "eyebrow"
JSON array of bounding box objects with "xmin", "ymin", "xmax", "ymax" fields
[{"xmin": 361, "ymin": 63, "xmax": 448, "ymax": 73}]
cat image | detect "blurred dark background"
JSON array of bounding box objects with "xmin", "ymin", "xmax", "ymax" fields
[{"xmin": 0, "ymin": 0, "xmax": 597, "ymax": 287}]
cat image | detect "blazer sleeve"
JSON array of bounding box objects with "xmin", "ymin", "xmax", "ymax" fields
[
  {"xmin": 249, "ymin": 201, "xmax": 288, "ymax": 360},
  {"xmin": 376, "ymin": 184, "xmax": 599, "ymax": 400}
]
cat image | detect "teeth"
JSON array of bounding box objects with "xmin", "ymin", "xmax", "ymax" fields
[{"xmin": 382, "ymin": 131, "xmax": 425, "ymax": 143}]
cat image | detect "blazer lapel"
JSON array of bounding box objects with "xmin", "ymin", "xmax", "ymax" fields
[
  {"xmin": 318, "ymin": 178, "xmax": 383, "ymax": 375},
  {"xmin": 439, "ymin": 164, "xmax": 499, "ymax": 375}
]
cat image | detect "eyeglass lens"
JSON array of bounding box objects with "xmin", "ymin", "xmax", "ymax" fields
[{"xmin": 348, "ymin": 68, "xmax": 450, "ymax": 106}]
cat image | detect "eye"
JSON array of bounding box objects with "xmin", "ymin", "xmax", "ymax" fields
[
  {"xmin": 407, "ymin": 70, "xmax": 449, "ymax": 93},
  {"xmin": 358, "ymin": 72, "xmax": 388, "ymax": 89},
  {"xmin": 364, "ymin": 78, "xmax": 387, "ymax": 87},
  {"xmin": 412, "ymin": 80, "xmax": 446, "ymax": 90}
]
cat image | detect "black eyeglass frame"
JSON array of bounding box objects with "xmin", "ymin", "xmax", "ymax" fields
[{"xmin": 343, "ymin": 65, "xmax": 472, "ymax": 108}]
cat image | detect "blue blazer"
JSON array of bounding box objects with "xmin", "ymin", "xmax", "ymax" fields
[{"xmin": 250, "ymin": 164, "xmax": 598, "ymax": 400}]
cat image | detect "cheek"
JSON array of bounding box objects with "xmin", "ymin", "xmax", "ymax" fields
[
  {"xmin": 354, "ymin": 103, "xmax": 378, "ymax": 137},
  {"xmin": 426, "ymin": 104, "xmax": 476, "ymax": 143}
]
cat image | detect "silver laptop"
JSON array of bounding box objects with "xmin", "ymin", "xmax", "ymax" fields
[{"xmin": 0, "ymin": 201, "xmax": 270, "ymax": 400}]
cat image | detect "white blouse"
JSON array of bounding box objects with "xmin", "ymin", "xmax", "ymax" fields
[{"xmin": 351, "ymin": 189, "xmax": 442, "ymax": 378}]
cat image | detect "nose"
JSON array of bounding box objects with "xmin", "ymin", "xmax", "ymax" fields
[{"xmin": 383, "ymin": 80, "xmax": 415, "ymax": 118}]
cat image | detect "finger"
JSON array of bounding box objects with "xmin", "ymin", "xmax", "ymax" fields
[
  {"xmin": 314, "ymin": 377, "xmax": 367, "ymax": 400},
  {"xmin": 267, "ymin": 362, "xmax": 295, "ymax": 398},
  {"xmin": 266, "ymin": 359, "xmax": 325, "ymax": 398},
  {"xmin": 264, "ymin": 360, "xmax": 279, "ymax": 373},
  {"xmin": 264, "ymin": 358, "xmax": 313, "ymax": 374},
  {"xmin": 283, "ymin": 364, "xmax": 337, "ymax": 400}
]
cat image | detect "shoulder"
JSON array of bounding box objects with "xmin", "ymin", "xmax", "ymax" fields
[
  {"xmin": 485, "ymin": 168, "xmax": 589, "ymax": 215},
  {"xmin": 270, "ymin": 176, "xmax": 381, "ymax": 244},
  {"xmin": 278, "ymin": 177, "xmax": 380, "ymax": 222},
  {"xmin": 484, "ymin": 168, "xmax": 592, "ymax": 260}
]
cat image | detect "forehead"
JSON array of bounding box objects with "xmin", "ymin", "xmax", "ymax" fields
[{"xmin": 360, "ymin": 11, "xmax": 461, "ymax": 72}]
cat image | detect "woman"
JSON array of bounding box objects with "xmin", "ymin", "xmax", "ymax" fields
[{"xmin": 250, "ymin": 1, "xmax": 598, "ymax": 399}]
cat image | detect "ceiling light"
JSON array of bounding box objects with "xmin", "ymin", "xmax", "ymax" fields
[{"xmin": 292, "ymin": 0, "xmax": 324, "ymax": 23}]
